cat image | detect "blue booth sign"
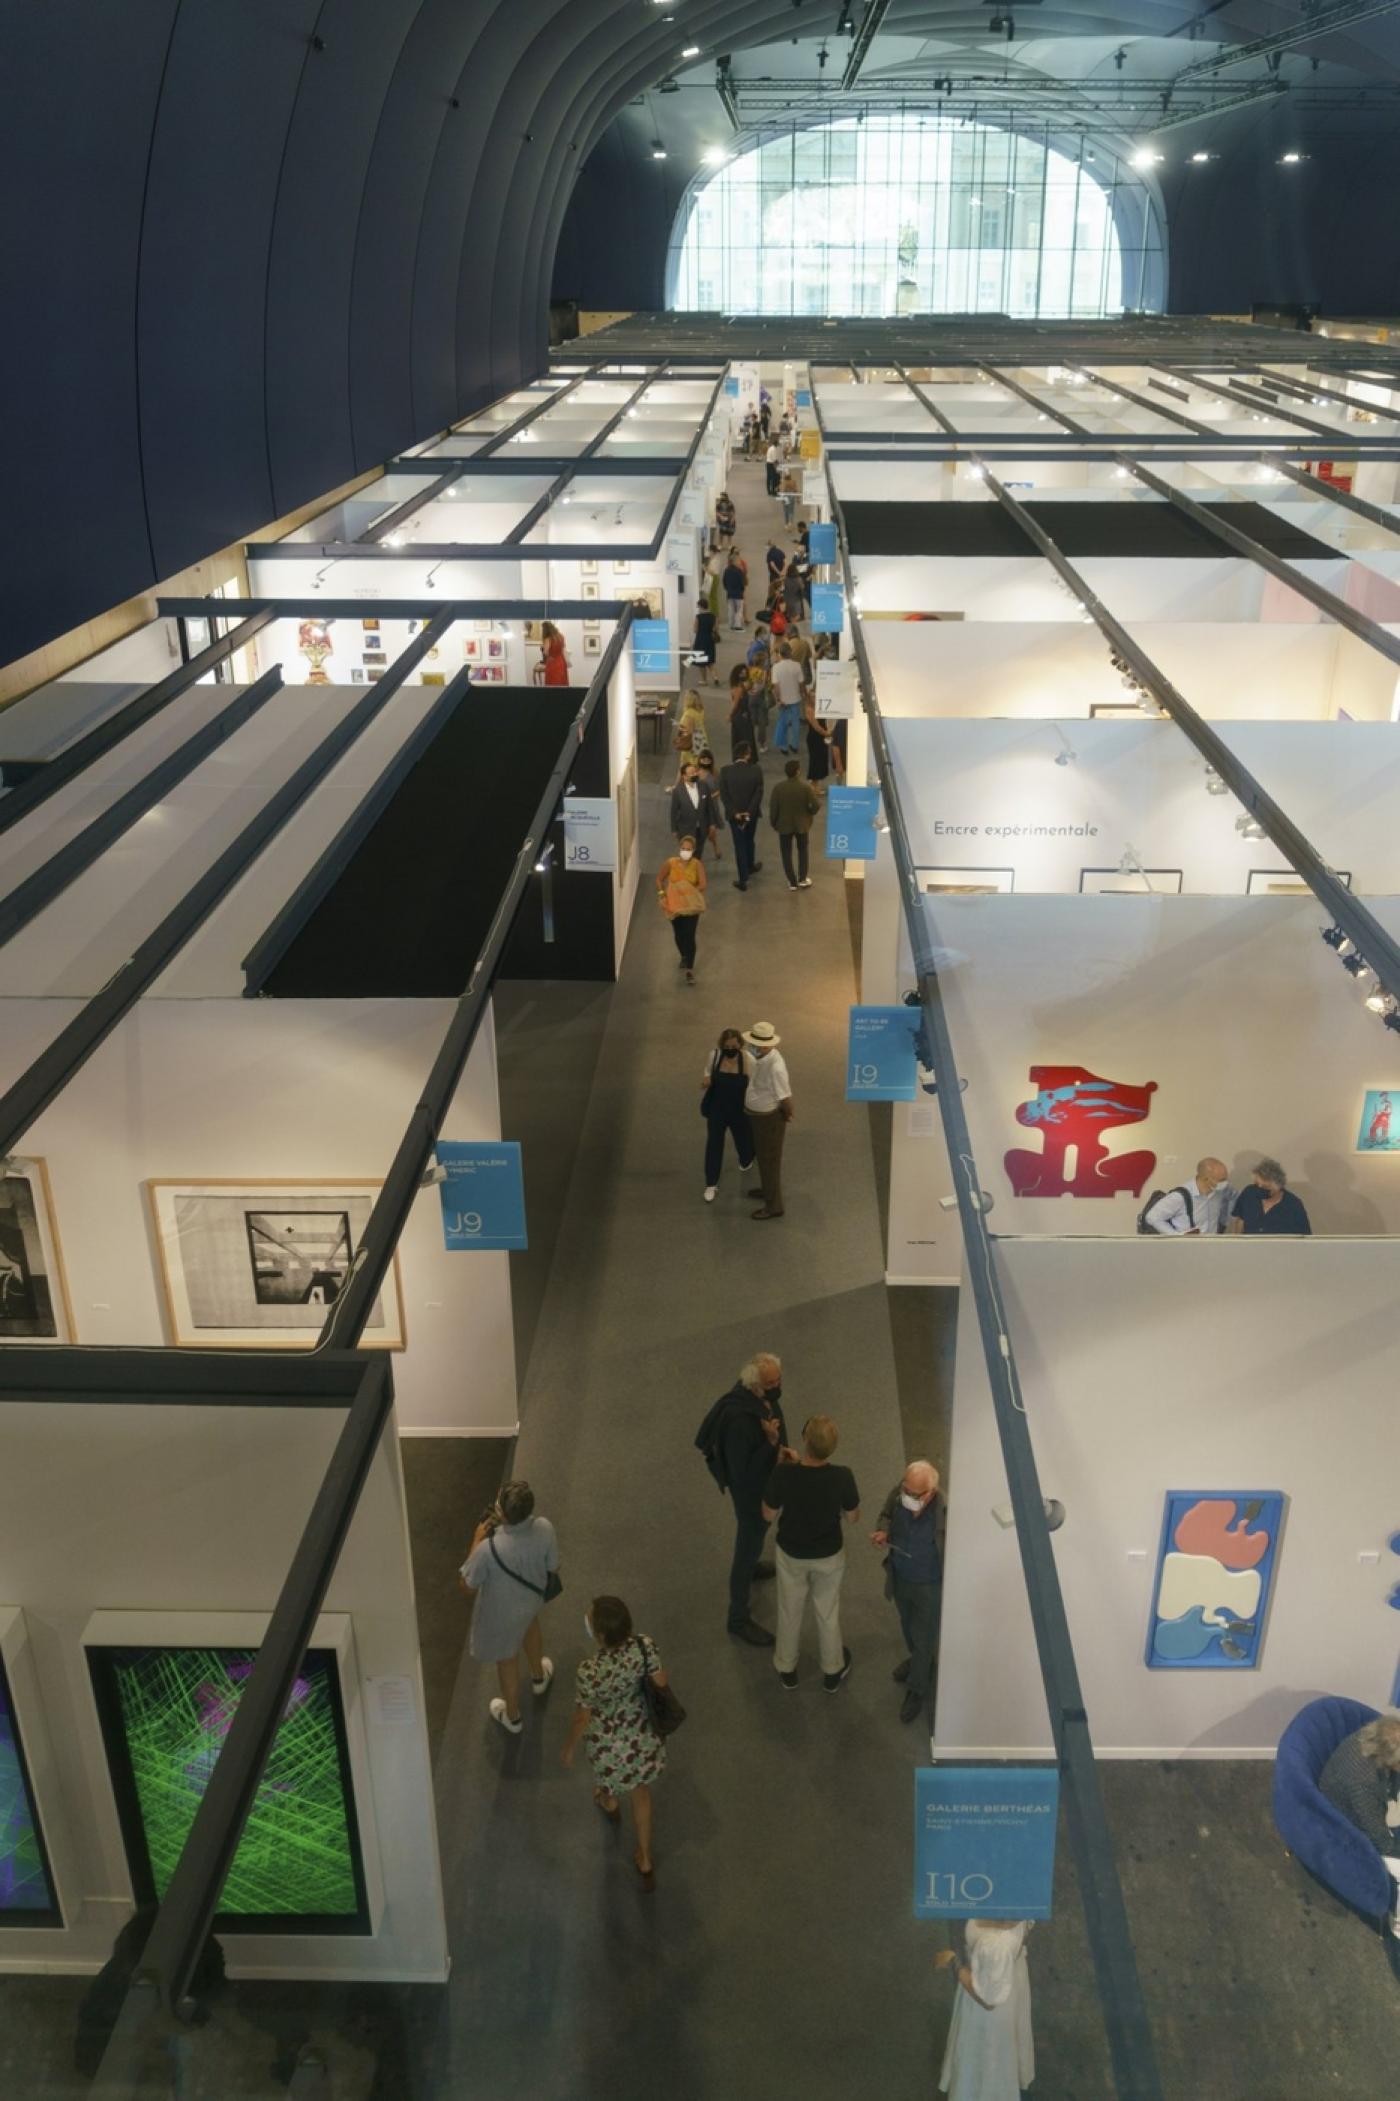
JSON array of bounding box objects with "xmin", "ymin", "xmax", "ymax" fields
[
  {"xmin": 723, "ymin": 375, "xmax": 740, "ymax": 397},
  {"xmin": 826, "ymin": 784, "xmax": 880, "ymax": 861},
  {"xmin": 847, "ymin": 1006, "xmax": 921, "ymax": 1101},
  {"xmin": 808, "ymin": 520, "xmax": 837, "ymax": 568},
  {"xmin": 796, "ymin": 387, "xmax": 812, "ymax": 409},
  {"xmin": 632, "ymin": 618, "xmax": 670, "ymax": 676},
  {"xmin": 810, "ymin": 582, "xmax": 845, "ymax": 634},
  {"xmin": 915, "ymin": 1766, "xmax": 1059, "ymax": 1921},
  {"xmin": 435, "ymin": 1142, "xmax": 528, "ymax": 1252}
]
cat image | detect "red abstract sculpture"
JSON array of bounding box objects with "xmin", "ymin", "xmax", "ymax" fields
[{"xmin": 1003, "ymin": 1064, "xmax": 1158, "ymax": 1199}]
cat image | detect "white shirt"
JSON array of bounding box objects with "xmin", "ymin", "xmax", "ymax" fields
[
  {"xmin": 744, "ymin": 1047, "xmax": 791, "ymax": 1114},
  {"xmin": 1145, "ymin": 1178, "xmax": 1235, "ymax": 1236},
  {"xmin": 771, "ymin": 659, "xmax": 805, "ymax": 707},
  {"xmin": 766, "ymin": 443, "xmax": 779, "ymax": 464}
]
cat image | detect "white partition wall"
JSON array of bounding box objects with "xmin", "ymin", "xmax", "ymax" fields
[
  {"xmin": 936, "ymin": 1238, "xmax": 1400, "ymax": 1758},
  {"xmin": 0, "ymin": 1398, "xmax": 447, "ymax": 1978}
]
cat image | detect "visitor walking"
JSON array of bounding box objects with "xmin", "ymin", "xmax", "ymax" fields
[
  {"xmin": 715, "ymin": 490, "xmax": 736, "ymax": 544},
  {"xmin": 695, "ymin": 749, "xmax": 724, "ymax": 860},
  {"xmin": 538, "ymin": 621, "xmax": 570, "ymax": 687},
  {"xmin": 670, "ymin": 760, "xmax": 719, "ymax": 858},
  {"xmin": 459, "ymin": 1480, "xmax": 559, "ymax": 1736},
  {"xmin": 727, "ymin": 664, "xmax": 757, "ymax": 763},
  {"xmin": 935, "ymin": 1922, "xmax": 1035, "ymax": 2101},
  {"xmin": 779, "ymin": 468, "xmax": 798, "ymax": 525},
  {"xmin": 770, "ymin": 644, "xmax": 806, "ymax": 755},
  {"xmin": 560, "ymin": 1595, "xmax": 670, "ymax": 1892},
  {"xmin": 690, "ymin": 600, "xmax": 718, "ymax": 686},
  {"xmin": 743, "ymin": 1021, "xmax": 792, "ymax": 1220},
  {"xmin": 723, "ymin": 551, "xmax": 748, "ymax": 630},
  {"xmin": 768, "ymin": 758, "xmax": 820, "ymax": 892},
  {"xmin": 720, "ymin": 741, "xmax": 764, "ymax": 890},
  {"xmin": 870, "ymin": 1461, "xmax": 946, "ymax": 1724},
  {"xmin": 657, "ymin": 837, "xmax": 706, "ymax": 983},
  {"xmin": 765, "ymin": 438, "xmax": 781, "ymax": 496},
  {"xmin": 761, "ymin": 1414, "xmax": 859, "ymax": 1690},
  {"xmin": 694, "ymin": 1352, "xmax": 792, "ymax": 1644},
  {"xmin": 700, "ymin": 1027, "xmax": 755, "ymax": 1202}
]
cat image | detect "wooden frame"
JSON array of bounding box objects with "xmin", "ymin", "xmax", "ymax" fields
[
  {"xmin": 918, "ymin": 866, "xmax": 1015, "ymax": 895},
  {"xmin": 145, "ymin": 1180, "xmax": 405, "ymax": 1351},
  {"xmin": 0, "ymin": 1158, "xmax": 75, "ymax": 1345},
  {"xmin": 1246, "ymin": 867, "xmax": 1352, "ymax": 896}
]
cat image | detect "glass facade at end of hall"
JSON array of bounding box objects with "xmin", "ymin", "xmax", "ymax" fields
[{"xmin": 668, "ymin": 112, "xmax": 1164, "ymax": 319}]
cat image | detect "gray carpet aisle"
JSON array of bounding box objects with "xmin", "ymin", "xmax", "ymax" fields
[{"xmin": 428, "ymin": 455, "xmax": 972, "ymax": 2099}]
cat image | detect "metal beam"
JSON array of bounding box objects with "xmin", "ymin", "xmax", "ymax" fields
[
  {"xmin": 1074, "ymin": 366, "xmax": 1215, "ymax": 435},
  {"xmin": 0, "ymin": 668, "xmax": 285, "ymax": 951},
  {"xmin": 842, "ymin": 0, "xmax": 895, "ymax": 89},
  {"xmin": 0, "ymin": 614, "xmax": 455, "ymax": 1157},
  {"xmin": 1174, "ymin": 0, "xmax": 1400, "ymax": 78},
  {"xmin": 1249, "ymin": 365, "xmax": 1400, "ymax": 429},
  {"xmin": 977, "ymin": 363, "xmax": 1091, "ymax": 436},
  {"xmin": 505, "ymin": 368, "xmax": 663, "ymax": 545},
  {"xmin": 1175, "ymin": 366, "xmax": 1350, "ymax": 441},
  {"xmin": 1262, "ymin": 456, "xmax": 1400, "ymax": 538},
  {"xmin": 314, "ymin": 610, "xmax": 637, "ymax": 1352},
  {"xmin": 0, "ymin": 608, "xmax": 275, "ymax": 839}
]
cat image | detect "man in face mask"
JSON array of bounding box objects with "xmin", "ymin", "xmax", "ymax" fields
[
  {"xmin": 711, "ymin": 1352, "xmax": 795, "ymax": 1645},
  {"xmin": 870, "ymin": 1460, "xmax": 947, "ymax": 1724}
]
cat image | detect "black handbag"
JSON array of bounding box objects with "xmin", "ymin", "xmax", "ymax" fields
[
  {"xmin": 636, "ymin": 1637, "xmax": 687, "ymax": 1737},
  {"xmin": 488, "ymin": 1533, "xmax": 563, "ymax": 1604}
]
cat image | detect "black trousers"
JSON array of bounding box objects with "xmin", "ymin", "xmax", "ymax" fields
[
  {"xmin": 779, "ymin": 832, "xmax": 810, "ymax": 884},
  {"xmin": 729, "ymin": 1503, "xmax": 771, "ymax": 1629},
  {"xmin": 671, "ymin": 915, "xmax": 698, "ymax": 968},
  {"xmin": 729, "ymin": 818, "xmax": 757, "ymax": 884},
  {"xmin": 704, "ymin": 1101, "xmax": 754, "ymax": 1185}
]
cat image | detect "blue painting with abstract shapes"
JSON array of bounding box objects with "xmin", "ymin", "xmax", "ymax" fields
[{"xmin": 1146, "ymin": 1492, "xmax": 1285, "ymax": 1670}]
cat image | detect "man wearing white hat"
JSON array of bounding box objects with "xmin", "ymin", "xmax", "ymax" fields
[{"xmin": 743, "ymin": 1022, "xmax": 793, "ymax": 1220}]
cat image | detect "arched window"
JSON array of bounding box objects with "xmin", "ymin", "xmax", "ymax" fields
[{"xmin": 667, "ymin": 115, "xmax": 1163, "ymax": 319}]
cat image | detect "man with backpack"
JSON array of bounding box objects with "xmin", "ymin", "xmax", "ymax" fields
[
  {"xmin": 695, "ymin": 1352, "xmax": 795, "ymax": 1645},
  {"xmin": 1139, "ymin": 1157, "xmax": 1234, "ymax": 1236}
]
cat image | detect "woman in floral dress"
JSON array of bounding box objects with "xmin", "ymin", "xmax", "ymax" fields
[{"xmin": 561, "ymin": 1595, "xmax": 669, "ymax": 1891}]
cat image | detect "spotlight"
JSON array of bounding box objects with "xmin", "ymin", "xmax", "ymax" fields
[
  {"xmin": 1234, "ymin": 814, "xmax": 1266, "ymax": 841},
  {"xmin": 1281, "ymin": 151, "xmax": 1302, "ymax": 164},
  {"xmin": 700, "ymin": 143, "xmax": 728, "ymax": 163},
  {"xmin": 1204, "ymin": 767, "xmax": 1230, "ymax": 796},
  {"xmin": 384, "ymin": 532, "xmax": 405, "ymax": 548},
  {"xmin": 1385, "ymin": 1010, "xmax": 1400, "ymax": 1033},
  {"xmin": 1342, "ymin": 953, "xmax": 1367, "ymax": 977},
  {"xmin": 1320, "ymin": 924, "xmax": 1346, "ymax": 950},
  {"xmin": 651, "ymin": 143, "xmax": 668, "ymax": 159},
  {"xmin": 1365, "ymin": 988, "xmax": 1394, "ymax": 1016}
]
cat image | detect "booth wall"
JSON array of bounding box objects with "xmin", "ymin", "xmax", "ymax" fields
[
  {"xmin": 1, "ymin": 998, "xmax": 518, "ymax": 1435},
  {"xmin": 936, "ymin": 1237, "xmax": 1400, "ymax": 1758},
  {"xmin": 880, "ymin": 894, "xmax": 1400, "ymax": 1281},
  {"xmin": 0, "ymin": 1397, "xmax": 447, "ymax": 1979}
]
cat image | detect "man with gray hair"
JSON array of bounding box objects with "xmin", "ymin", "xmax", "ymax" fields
[
  {"xmin": 871, "ymin": 1460, "xmax": 947, "ymax": 1724},
  {"xmin": 1230, "ymin": 1158, "xmax": 1312, "ymax": 1235},
  {"xmin": 1142, "ymin": 1157, "xmax": 1234, "ymax": 1236},
  {"xmin": 694, "ymin": 1353, "xmax": 794, "ymax": 1645},
  {"xmin": 1318, "ymin": 1711, "xmax": 1400, "ymax": 1967}
]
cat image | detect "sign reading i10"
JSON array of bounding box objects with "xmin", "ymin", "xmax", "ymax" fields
[{"xmin": 913, "ymin": 1765, "xmax": 1059, "ymax": 1921}]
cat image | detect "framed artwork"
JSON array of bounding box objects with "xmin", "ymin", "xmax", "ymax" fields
[
  {"xmin": 583, "ymin": 634, "xmax": 602, "ymax": 655},
  {"xmin": 1247, "ymin": 868, "xmax": 1351, "ymax": 896},
  {"xmin": 1088, "ymin": 703, "xmax": 1142, "ymax": 718},
  {"xmin": 1356, "ymin": 1089, "xmax": 1400, "ymax": 1152},
  {"xmin": 612, "ymin": 560, "xmax": 630, "ymax": 577},
  {"xmin": 486, "ymin": 639, "xmax": 505, "ymax": 659},
  {"xmin": 628, "ymin": 586, "xmax": 665, "ymax": 620},
  {"xmin": 523, "ymin": 620, "xmax": 545, "ymax": 644},
  {"xmin": 583, "ymin": 620, "xmax": 601, "ymax": 637},
  {"xmin": 0, "ymin": 1160, "xmax": 73, "ymax": 1343},
  {"xmin": 87, "ymin": 1644, "xmax": 369, "ymax": 1934},
  {"xmin": 145, "ymin": 1180, "xmax": 404, "ymax": 1350},
  {"xmin": 349, "ymin": 668, "xmax": 366, "ymax": 685},
  {"xmin": 580, "ymin": 560, "xmax": 599, "ymax": 578},
  {"xmin": 616, "ymin": 746, "xmax": 637, "ymax": 881},
  {"xmin": 359, "ymin": 618, "xmax": 380, "ymax": 634},
  {"xmin": 1146, "ymin": 1492, "xmax": 1285, "ymax": 1668},
  {"xmin": 469, "ymin": 664, "xmax": 507, "ymax": 683},
  {"xmin": 361, "ymin": 651, "xmax": 387, "ymax": 668},
  {"xmin": 1079, "ymin": 867, "xmax": 1183, "ymax": 895},
  {"xmin": 367, "ymin": 670, "xmax": 383, "ymax": 682},
  {"xmin": 0, "ymin": 1652, "xmax": 62, "ymax": 1925},
  {"xmin": 420, "ymin": 672, "xmax": 446, "ymax": 687},
  {"xmin": 463, "ymin": 637, "xmax": 481, "ymax": 660},
  {"xmin": 919, "ymin": 867, "xmax": 1014, "ymax": 896},
  {"xmin": 581, "ymin": 581, "xmax": 601, "ymax": 602},
  {"xmin": 474, "ymin": 620, "xmax": 493, "ymax": 633}
]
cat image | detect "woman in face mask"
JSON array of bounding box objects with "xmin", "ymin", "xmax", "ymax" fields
[
  {"xmin": 657, "ymin": 833, "xmax": 707, "ymax": 984},
  {"xmin": 561, "ymin": 1594, "xmax": 670, "ymax": 1892},
  {"xmin": 699, "ymin": 1027, "xmax": 755, "ymax": 1203}
]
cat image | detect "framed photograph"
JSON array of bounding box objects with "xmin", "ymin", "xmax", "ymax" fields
[
  {"xmin": 583, "ymin": 619, "xmax": 601, "ymax": 637},
  {"xmin": 1146, "ymin": 1492, "xmax": 1285, "ymax": 1669},
  {"xmin": 580, "ymin": 560, "xmax": 599, "ymax": 578},
  {"xmin": 1356, "ymin": 1089, "xmax": 1400, "ymax": 1153},
  {"xmin": 486, "ymin": 638, "xmax": 505, "ymax": 659},
  {"xmin": 0, "ymin": 1160, "xmax": 74, "ymax": 1343},
  {"xmin": 581, "ymin": 581, "xmax": 601, "ymax": 602},
  {"xmin": 1079, "ymin": 867, "xmax": 1183, "ymax": 895},
  {"xmin": 420, "ymin": 671, "xmax": 446, "ymax": 687},
  {"xmin": 145, "ymin": 1180, "xmax": 404, "ymax": 1350},
  {"xmin": 360, "ymin": 618, "xmax": 380, "ymax": 634},
  {"xmin": 361, "ymin": 651, "xmax": 387, "ymax": 668},
  {"xmin": 1247, "ymin": 868, "xmax": 1351, "ymax": 896},
  {"xmin": 628, "ymin": 586, "xmax": 665, "ymax": 621},
  {"xmin": 918, "ymin": 867, "xmax": 1015, "ymax": 895},
  {"xmin": 474, "ymin": 620, "xmax": 493, "ymax": 633},
  {"xmin": 463, "ymin": 638, "xmax": 481, "ymax": 660},
  {"xmin": 583, "ymin": 634, "xmax": 602, "ymax": 655},
  {"xmin": 349, "ymin": 668, "xmax": 366, "ymax": 684},
  {"xmin": 612, "ymin": 560, "xmax": 630, "ymax": 577},
  {"xmin": 1089, "ymin": 703, "xmax": 1143, "ymax": 718},
  {"xmin": 367, "ymin": 670, "xmax": 383, "ymax": 682},
  {"xmin": 0, "ymin": 1649, "xmax": 62, "ymax": 1925}
]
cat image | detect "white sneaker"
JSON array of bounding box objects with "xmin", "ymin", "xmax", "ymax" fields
[
  {"xmin": 704, "ymin": 1186, "xmax": 718, "ymax": 1202},
  {"xmin": 798, "ymin": 878, "xmax": 812, "ymax": 888},
  {"xmin": 531, "ymin": 1658, "xmax": 554, "ymax": 1696},
  {"xmin": 489, "ymin": 1698, "xmax": 523, "ymax": 1735}
]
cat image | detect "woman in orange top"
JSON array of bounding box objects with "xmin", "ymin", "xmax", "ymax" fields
[
  {"xmin": 539, "ymin": 621, "xmax": 570, "ymax": 686},
  {"xmin": 657, "ymin": 834, "xmax": 707, "ymax": 983}
]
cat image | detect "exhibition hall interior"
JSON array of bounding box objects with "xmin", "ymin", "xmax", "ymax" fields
[{"xmin": 5, "ymin": 4, "xmax": 1400, "ymax": 2099}]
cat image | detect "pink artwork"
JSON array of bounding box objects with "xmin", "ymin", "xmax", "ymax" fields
[
  {"xmin": 1003, "ymin": 1065, "xmax": 1158, "ymax": 1200},
  {"xmin": 1173, "ymin": 1498, "xmax": 1270, "ymax": 1569}
]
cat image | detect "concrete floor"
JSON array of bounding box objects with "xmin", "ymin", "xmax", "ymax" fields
[{"xmin": 5, "ymin": 453, "xmax": 1395, "ymax": 2099}]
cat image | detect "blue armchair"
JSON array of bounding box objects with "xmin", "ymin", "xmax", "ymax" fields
[{"xmin": 1274, "ymin": 1696, "xmax": 1391, "ymax": 1927}]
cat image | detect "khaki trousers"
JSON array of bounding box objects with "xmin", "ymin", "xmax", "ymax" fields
[
  {"xmin": 774, "ymin": 1545, "xmax": 847, "ymax": 1675},
  {"xmin": 748, "ymin": 1107, "xmax": 787, "ymax": 1215}
]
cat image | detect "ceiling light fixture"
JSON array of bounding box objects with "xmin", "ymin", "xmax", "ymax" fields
[
  {"xmin": 651, "ymin": 143, "xmax": 668, "ymax": 159},
  {"xmin": 1190, "ymin": 151, "xmax": 1212, "ymax": 164},
  {"xmin": 1281, "ymin": 151, "xmax": 1302, "ymax": 164},
  {"xmin": 681, "ymin": 43, "xmax": 700, "ymax": 56},
  {"xmin": 1131, "ymin": 148, "xmax": 1162, "ymax": 169}
]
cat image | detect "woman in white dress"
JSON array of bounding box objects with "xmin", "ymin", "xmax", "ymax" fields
[{"xmin": 935, "ymin": 1919, "xmax": 1034, "ymax": 2099}]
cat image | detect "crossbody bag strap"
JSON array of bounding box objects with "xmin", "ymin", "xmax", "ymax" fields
[{"xmin": 488, "ymin": 1532, "xmax": 545, "ymax": 1598}]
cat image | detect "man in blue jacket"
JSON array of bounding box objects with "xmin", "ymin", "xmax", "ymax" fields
[{"xmin": 871, "ymin": 1460, "xmax": 947, "ymax": 1723}]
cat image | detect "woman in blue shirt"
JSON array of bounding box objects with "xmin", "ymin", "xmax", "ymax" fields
[{"xmin": 1230, "ymin": 1158, "xmax": 1311, "ymax": 1235}]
